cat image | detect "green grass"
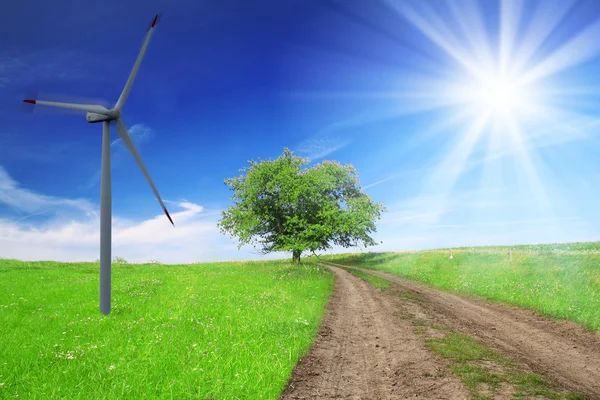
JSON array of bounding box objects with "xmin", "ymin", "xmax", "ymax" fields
[
  {"xmin": 0, "ymin": 259, "xmax": 333, "ymax": 399},
  {"xmin": 391, "ymin": 298, "xmax": 584, "ymax": 399},
  {"xmin": 341, "ymin": 267, "xmax": 390, "ymax": 289},
  {"xmin": 426, "ymin": 333, "xmax": 584, "ymax": 400},
  {"xmin": 328, "ymin": 242, "xmax": 600, "ymax": 331}
]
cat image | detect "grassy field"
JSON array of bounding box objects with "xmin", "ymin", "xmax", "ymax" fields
[
  {"xmin": 0, "ymin": 259, "xmax": 333, "ymax": 399},
  {"xmin": 327, "ymin": 242, "xmax": 600, "ymax": 331}
]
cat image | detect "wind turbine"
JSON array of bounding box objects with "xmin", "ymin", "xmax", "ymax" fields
[{"xmin": 23, "ymin": 14, "xmax": 174, "ymax": 315}]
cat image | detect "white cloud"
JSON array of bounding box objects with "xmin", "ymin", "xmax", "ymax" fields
[{"xmin": 0, "ymin": 167, "xmax": 282, "ymax": 264}]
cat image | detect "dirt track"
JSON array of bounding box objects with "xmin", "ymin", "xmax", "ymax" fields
[
  {"xmin": 281, "ymin": 265, "xmax": 470, "ymax": 399},
  {"xmin": 281, "ymin": 263, "xmax": 600, "ymax": 399}
]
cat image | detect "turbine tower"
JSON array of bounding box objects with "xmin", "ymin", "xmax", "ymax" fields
[{"xmin": 23, "ymin": 14, "xmax": 174, "ymax": 315}]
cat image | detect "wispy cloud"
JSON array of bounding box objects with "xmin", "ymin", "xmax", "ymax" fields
[
  {"xmin": 14, "ymin": 208, "xmax": 54, "ymax": 222},
  {"xmin": 295, "ymin": 135, "xmax": 350, "ymax": 161},
  {"xmin": 293, "ymin": 116, "xmax": 359, "ymax": 161},
  {"xmin": 0, "ymin": 167, "xmax": 280, "ymax": 263},
  {"xmin": 0, "ymin": 165, "xmax": 95, "ymax": 216},
  {"xmin": 363, "ymin": 176, "xmax": 396, "ymax": 190},
  {"xmin": 294, "ymin": 108, "xmax": 406, "ymax": 161},
  {"xmin": 362, "ymin": 168, "xmax": 424, "ymax": 190}
]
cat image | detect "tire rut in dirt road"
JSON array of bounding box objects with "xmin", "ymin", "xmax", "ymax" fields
[
  {"xmin": 280, "ymin": 266, "xmax": 470, "ymax": 400},
  {"xmin": 324, "ymin": 262, "xmax": 600, "ymax": 398}
]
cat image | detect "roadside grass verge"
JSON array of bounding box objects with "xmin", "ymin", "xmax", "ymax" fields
[
  {"xmin": 426, "ymin": 333, "xmax": 584, "ymax": 400},
  {"xmin": 0, "ymin": 259, "xmax": 333, "ymax": 399},
  {"xmin": 381, "ymin": 278, "xmax": 586, "ymax": 400},
  {"xmin": 327, "ymin": 242, "xmax": 600, "ymax": 331},
  {"xmin": 333, "ymin": 264, "xmax": 418, "ymax": 299},
  {"xmin": 340, "ymin": 267, "xmax": 390, "ymax": 289}
]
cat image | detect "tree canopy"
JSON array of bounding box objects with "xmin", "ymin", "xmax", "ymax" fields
[{"xmin": 218, "ymin": 148, "xmax": 386, "ymax": 263}]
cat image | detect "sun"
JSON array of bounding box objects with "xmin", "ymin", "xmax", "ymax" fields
[
  {"xmin": 457, "ymin": 71, "xmax": 536, "ymax": 121},
  {"xmin": 477, "ymin": 75, "xmax": 519, "ymax": 112}
]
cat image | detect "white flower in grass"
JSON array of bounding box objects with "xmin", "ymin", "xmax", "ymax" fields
[{"xmin": 109, "ymin": 365, "xmax": 115, "ymax": 371}]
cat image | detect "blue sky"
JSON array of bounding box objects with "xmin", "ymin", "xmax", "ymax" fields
[{"xmin": 3, "ymin": 0, "xmax": 600, "ymax": 263}]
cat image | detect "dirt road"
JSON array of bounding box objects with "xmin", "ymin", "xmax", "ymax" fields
[
  {"xmin": 281, "ymin": 265, "xmax": 471, "ymax": 399},
  {"xmin": 339, "ymin": 263, "xmax": 600, "ymax": 397},
  {"xmin": 281, "ymin": 263, "xmax": 600, "ymax": 399}
]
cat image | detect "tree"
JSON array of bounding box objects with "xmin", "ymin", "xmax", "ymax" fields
[{"xmin": 218, "ymin": 148, "xmax": 386, "ymax": 264}]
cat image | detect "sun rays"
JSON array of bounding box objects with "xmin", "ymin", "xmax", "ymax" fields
[
  {"xmin": 286, "ymin": 0, "xmax": 600, "ymax": 237},
  {"xmin": 367, "ymin": 0, "xmax": 600, "ymax": 227}
]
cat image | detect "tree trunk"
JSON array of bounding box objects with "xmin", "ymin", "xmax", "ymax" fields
[{"xmin": 292, "ymin": 250, "xmax": 302, "ymax": 265}]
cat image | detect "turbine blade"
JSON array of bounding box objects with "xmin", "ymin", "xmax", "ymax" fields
[
  {"xmin": 22, "ymin": 100, "xmax": 110, "ymax": 115},
  {"xmin": 114, "ymin": 14, "xmax": 160, "ymax": 111},
  {"xmin": 22, "ymin": 89, "xmax": 39, "ymax": 114},
  {"xmin": 115, "ymin": 118, "xmax": 174, "ymax": 226}
]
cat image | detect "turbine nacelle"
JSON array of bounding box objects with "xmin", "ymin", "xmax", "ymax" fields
[{"xmin": 86, "ymin": 112, "xmax": 114, "ymax": 123}]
